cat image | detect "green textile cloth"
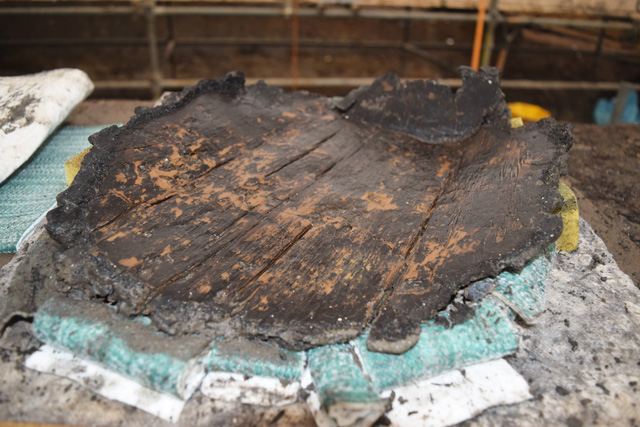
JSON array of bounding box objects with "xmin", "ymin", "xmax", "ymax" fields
[
  {"xmin": 33, "ymin": 297, "xmax": 209, "ymax": 398},
  {"xmin": 307, "ymin": 343, "xmax": 382, "ymax": 408},
  {"xmin": 353, "ymin": 299, "xmax": 519, "ymax": 392},
  {"xmin": 203, "ymin": 337, "xmax": 304, "ymax": 382},
  {"xmin": 307, "ymin": 343, "xmax": 385, "ymax": 426},
  {"xmin": 0, "ymin": 125, "xmax": 108, "ymax": 252}
]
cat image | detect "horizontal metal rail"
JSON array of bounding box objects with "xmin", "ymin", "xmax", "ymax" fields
[
  {"xmin": 0, "ymin": 5, "xmax": 636, "ymax": 30},
  {"xmin": 3, "ymin": 37, "xmax": 639, "ymax": 60},
  {"xmin": 92, "ymin": 77, "xmax": 640, "ymax": 91},
  {"xmin": 0, "ymin": 38, "xmax": 454, "ymax": 49}
]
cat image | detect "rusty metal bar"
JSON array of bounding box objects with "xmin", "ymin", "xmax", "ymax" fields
[
  {"xmin": 504, "ymin": 15, "xmax": 635, "ymax": 30},
  {"xmin": 471, "ymin": 0, "xmax": 487, "ymax": 70},
  {"xmin": 0, "ymin": 37, "xmax": 459, "ymax": 50},
  {"xmin": 289, "ymin": 0, "xmax": 300, "ymax": 90},
  {"xmin": 480, "ymin": 0, "xmax": 499, "ymax": 67},
  {"xmin": 498, "ymin": 80, "xmax": 640, "ymax": 90},
  {"xmin": 0, "ymin": 6, "xmax": 135, "ymax": 15}
]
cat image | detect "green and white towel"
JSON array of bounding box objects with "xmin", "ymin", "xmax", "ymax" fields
[{"xmin": 0, "ymin": 125, "xmax": 108, "ymax": 252}]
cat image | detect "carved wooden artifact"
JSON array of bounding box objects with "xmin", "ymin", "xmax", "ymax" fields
[{"xmin": 45, "ymin": 69, "xmax": 572, "ymax": 354}]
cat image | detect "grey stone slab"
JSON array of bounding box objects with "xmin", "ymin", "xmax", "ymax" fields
[{"xmin": 462, "ymin": 218, "xmax": 640, "ymax": 426}]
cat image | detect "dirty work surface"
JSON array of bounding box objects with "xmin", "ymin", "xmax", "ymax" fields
[
  {"xmin": 565, "ymin": 124, "xmax": 640, "ymax": 287},
  {"xmin": 462, "ymin": 218, "xmax": 640, "ymax": 427},
  {"xmin": 1, "ymin": 219, "xmax": 637, "ymax": 427},
  {"xmin": 11, "ymin": 69, "xmax": 570, "ymax": 354}
]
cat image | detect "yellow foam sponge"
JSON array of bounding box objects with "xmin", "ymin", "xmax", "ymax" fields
[
  {"xmin": 508, "ymin": 102, "xmax": 551, "ymax": 123},
  {"xmin": 64, "ymin": 147, "xmax": 92, "ymax": 186},
  {"xmin": 557, "ymin": 181, "xmax": 579, "ymax": 252}
]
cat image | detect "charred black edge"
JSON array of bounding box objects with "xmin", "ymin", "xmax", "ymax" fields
[
  {"xmin": 337, "ymin": 67, "xmax": 502, "ymax": 112},
  {"xmin": 148, "ymin": 292, "xmax": 363, "ymax": 350},
  {"xmin": 336, "ymin": 66, "xmax": 509, "ymax": 144}
]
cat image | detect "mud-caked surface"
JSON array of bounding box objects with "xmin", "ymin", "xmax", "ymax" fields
[
  {"xmin": 6, "ymin": 68, "xmax": 571, "ymax": 354},
  {"xmin": 462, "ymin": 218, "xmax": 640, "ymax": 427},
  {"xmin": 565, "ymin": 124, "xmax": 640, "ymax": 287}
]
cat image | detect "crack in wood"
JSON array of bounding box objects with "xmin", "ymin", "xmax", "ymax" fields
[
  {"xmin": 265, "ymin": 128, "xmax": 342, "ymax": 179},
  {"xmin": 233, "ymin": 223, "xmax": 313, "ymax": 301},
  {"xmin": 138, "ymin": 127, "xmax": 367, "ymax": 305},
  {"xmin": 402, "ymin": 159, "xmax": 461, "ymax": 260},
  {"xmin": 144, "ymin": 209, "xmax": 253, "ymax": 301}
]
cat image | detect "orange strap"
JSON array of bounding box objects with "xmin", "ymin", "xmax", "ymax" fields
[{"xmin": 471, "ymin": 0, "xmax": 487, "ymax": 71}]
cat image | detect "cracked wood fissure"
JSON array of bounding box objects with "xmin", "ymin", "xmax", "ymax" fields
[{"xmin": 45, "ymin": 69, "xmax": 572, "ymax": 353}]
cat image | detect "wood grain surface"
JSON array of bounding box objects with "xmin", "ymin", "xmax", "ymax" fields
[{"xmin": 45, "ymin": 69, "xmax": 571, "ymax": 353}]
